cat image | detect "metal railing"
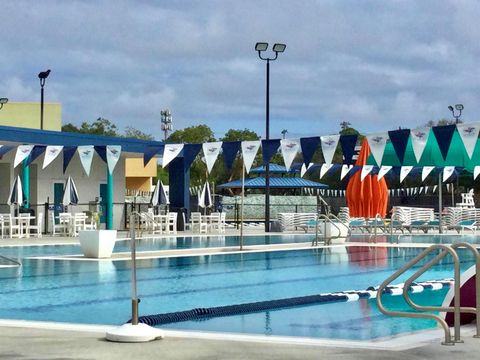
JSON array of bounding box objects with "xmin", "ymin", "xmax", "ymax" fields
[
  {"xmin": 376, "ymin": 243, "xmax": 480, "ymax": 345},
  {"xmin": 312, "ymin": 213, "xmax": 344, "ymax": 246}
]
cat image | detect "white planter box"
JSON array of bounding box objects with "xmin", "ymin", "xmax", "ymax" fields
[{"xmin": 79, "ymin": 230, "xmax": 117, "ymax": 258}]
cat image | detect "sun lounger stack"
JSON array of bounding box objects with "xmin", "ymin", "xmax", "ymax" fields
[
  {"xmin": 278, "ymin": 213, "xmax": 317, "ymax": 232},
  {"xmin": 444, "ymin": 207, "xmax": 479, "ymax": 234},
  {"xmin": 391, "ymin": 207, "xmax": 435, "ymax": 233}
]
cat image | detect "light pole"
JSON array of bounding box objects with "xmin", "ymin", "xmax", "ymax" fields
[
  {"xmin": 38, "ymin": 69, "xmax": 51, "ymax": 130},
  {"xmin": 281, "ymin": 129, "xmax": 288, "ymax": 139},
  {"xmin": 0, "ymin": 97, "xmax": 8, "ymax": 110},
  {"xmin": 448, "ymin": 104, "xmax": 464, "ymax": 124},
  {"xmin": 161, "ymin": 109, "xmax": 173, "ymax": 141},
  {"xmin": 255, "ymin": 42, "xmax": 286, "ymax": 232}
]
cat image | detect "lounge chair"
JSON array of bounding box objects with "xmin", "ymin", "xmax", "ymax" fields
[
  {"xmin": 407, "ymin": 220, "xmax": 429, "ymax": 233},
  {"xmin": 453, "ymin": 219, "xmax": 476, "ymax": 234}
]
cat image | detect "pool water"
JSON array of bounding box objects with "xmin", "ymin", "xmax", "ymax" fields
[{"xmin": 0, "ymin": 236, "xmax": 476, "ymax": 341}]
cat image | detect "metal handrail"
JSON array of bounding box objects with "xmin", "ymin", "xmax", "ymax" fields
[
  {"xmin": 0, "ymin": 255, "xmax": 21, "ymax": 267},
  {"xmin": 312, "ymin": 213, "xmax": 343, "ymax": 246}
]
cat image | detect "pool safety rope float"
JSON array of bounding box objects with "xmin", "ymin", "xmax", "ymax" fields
[{"xmin": 132, "ymin": 279, "xmax": 452, "ymax": 327}]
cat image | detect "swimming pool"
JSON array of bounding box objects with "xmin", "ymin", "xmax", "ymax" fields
[{"xmin": 0, "ymin": 235, "xmax": 476, "ymax": 341}]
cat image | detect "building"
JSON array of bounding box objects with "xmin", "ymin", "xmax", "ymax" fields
[{"xmin": 0, "ymin": 101, "xmax": 61, "ymax": 130}]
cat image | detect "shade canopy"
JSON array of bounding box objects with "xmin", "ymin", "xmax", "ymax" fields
[
  {"xmin": 198, "ymin": 181, "xmax": 212, "ymax": 208},
  {"xmin": 218, "ymin": 176, "xmax": 328, "ymax": 189},
  {"xmin": 151, "ymin": 180, "xmax": 169, "ymax": 206},
  {"xmin": 7, "ymin": 175, "xmax": 23, "ymax": 206},
  {"xmin": 62, "ymin": 176, "xmax": 79, "ymax": 206},
  {"xmin": 250, "ymin": 163, "xmax": 300, "ymax": 174}
]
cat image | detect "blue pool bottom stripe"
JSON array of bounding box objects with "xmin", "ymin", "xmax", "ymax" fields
[{"xmin": 134, "ymin": 279, "xmax": 453, "ymax": 327}]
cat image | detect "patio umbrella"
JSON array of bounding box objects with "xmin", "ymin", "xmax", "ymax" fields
[
  {"xmin": 150, "ymin": 180, "xmax": 169, "ymax": 207},
  {"xmin": 198, "ymin": 181, "xmax": 212, "ymax": 209},
  {"xmin": 62, "ymin": 176, "xmax": 79, "ymax": 208},
  {"xmin": 7, "ymin": 175, "xmax": 24, "ymax": 207}
]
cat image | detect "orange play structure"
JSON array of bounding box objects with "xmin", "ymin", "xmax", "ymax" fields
[{"xmin": 346, "ymin": 139, "xmax": 389, "ymax": 218}]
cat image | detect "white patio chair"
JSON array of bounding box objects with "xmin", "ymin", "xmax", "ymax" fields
[
  {"xmin": 187, "ymin": 212, "xmax": 207, "ymax": 233},
  {"xmin": 9, "ymin": 214, "xmax": 21, "ymax": 238},
  {"xmin": 29, "ymin": 213, "xmax": 43, "ymax": 238},
  {"xmin": 166, "ymin": 212, "xmax": 177, "ymax": 234}
]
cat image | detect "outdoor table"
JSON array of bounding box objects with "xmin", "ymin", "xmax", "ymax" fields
[
  {"xmin": 153, "ymin": 214, "xmax": 168, "ymax": 233},
  {"xmin": 12, "ymin": 215, "xmax": 36, "ymax": 238}
]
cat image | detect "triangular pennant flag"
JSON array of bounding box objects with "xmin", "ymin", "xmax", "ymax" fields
[
  {"xmin": 410, "ymin": 127, "xmax": 430, "ymax": 163},
  {"xmin": 388, "ymin": 129, "xmax": 411, "ymax": 164},
  {"xmin": 422, "ymin": 166, "xmax": 435, "ymax": 182},
  {"xmin": 320, "ymin": 134, "xmax": 340, "ymax": 165},
  {"xmin": 419, "ymin": 187, "xmax": 423, "ymax": 194},
  {"xmin": 203, "ymin": 141, "xmax": 222, "ymax": 173},
  {"xmin": 77, "ymin": 145, "xmax": 94, "ymax": 176},
  {"xmin": 241, "ymin": 140, "xmax": 261, "ymax": 174},
  {"xmin": 433, "ymin": 185, "xmax": 437, "ymax": 193},
  {"xmin": 446, "ymin": 183, "xmax": 450, "ymax": 192},
  {"xmin": 339, "ymin": 134, "xmax": 358, "ymax": 165},
  {"xmin": 300, "ymin": 137, "xmax": 320, "ymax": 166},
  {"xmin": 457, "ymin": 123, "xmax": 480, "ymax": 159},
  {"xmin": 366, "ymin": 133, "xmax": 388, "ymax": 166},
  {"xmin": 301, "ymin": 163, "xmax": 314, "ymax": 177},
  {"xmin": 261, "ymin": 139, "xmax": 281, "ymax": 165},
  {"xmin": 144, "ymin": 145, "xmax": 164, "ymax": 166},
  {"xmin": 474, "ymin": 166, "xmax": 480, "ymax": 180},
  {"xmin": 43, "ymin": 145, "xmax": 63, "ymax": 169},
  {"xmin": 94, "ymin": 146, "xmax": 106, "ymax": 162},
  {"xmin": 320, "ymin": 164, "xmax": 333, "ymax": 179},
  {"xmin": 162, "ymin": 144, "xmax": 184, "ymax": 168},
  {"xmin": 443, "ymin": 166, "xmax": 455, "ymax": 182},
  {"xmin": 378, "ymin": 166, "xmax": 392, "ymax": 181},
  {"xmin": 432, "ymin": 124, "xmax": 456, "ymax": 160},
  {"xmin": 63, "ymin": 146, "xmax": 77, "ymax": 173},
  {"xmin": 361, "ymin": 165, "xmax": 374, "ymax": 181},
  {"xmin": 222, "ymin": 141, "xmax": 241, "ymax": 173},
  {"xmin": 425, "ymin": 186, "xmax": 429, "ymax": 194},
  {"xmin": 414, "ymin": 187, "xmax": 418, "ymax": 195},
  {"xmin": 0, "ymin": 144, "xmax": 15, "ymax": 158},
  {"xmin": 14, "ymin": 145, "xmax": 34, "ymax": 167},
  {"xmin": 400, "ymin": 166, "xmax": 413, "ymax": 183},
  {"xmin": 280, "ymin": 139, "xmax": 301, "ymax": 171},
  {"xmin": 183, "ymin": 144, "xmax": 202, "ymax": 169},
  {"xmin": 25, "ymin": 145, "xmax": 46, "ymax": 166},
  {"xmin": 340, "ymin": 164, "xmax": 353, "ymax": 180},
  {"xmin": 106, "ymin": 145, "xmax": 121, "ymax": 175}
]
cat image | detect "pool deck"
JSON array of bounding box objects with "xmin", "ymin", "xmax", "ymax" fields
[{"xmin": 1, "ymin": 229, "xmax": 480, "ymax": 359}]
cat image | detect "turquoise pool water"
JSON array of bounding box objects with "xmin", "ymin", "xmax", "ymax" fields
[{"xmin": 0, "ymin": 236, "xmax": 476, "ymax": 340}]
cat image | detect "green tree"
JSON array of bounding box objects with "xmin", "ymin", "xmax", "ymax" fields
[
  {"xmin": 168, "ymin": 124, "xmax": 215, "ymax": 144},
  {"xmin": 124, "ymin": 126, "xmax": 154, "ymax": 140},
  {"xmin": 62, "ymin": 117, "xmax": 119, "ymax": 137}
]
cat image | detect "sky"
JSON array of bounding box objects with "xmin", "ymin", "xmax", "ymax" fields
[{"xmin": 1, "ymin": 0, "xmax": 479, "ymax": 141}]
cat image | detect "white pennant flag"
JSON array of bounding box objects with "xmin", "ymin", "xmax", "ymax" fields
[
  {"xmin": 301, "ymin": 163, "xmax": 314, "ymax": 177},
  {"xmin": 241, "ymin": 140, "xmax": 261, "ymax": 174},
  {"xmin": 106, "ymin": 145, "xmax": 121, "ymax": 175},
  {"xmin": 457, "ymin": 123, "xmax": 480, "ymax": 159},
  {"xmin": 14, "ymin": 145, "xmax": 34, "ymax": 168},
  {"xmin": 203, "ymin": 141, "xmax": 222, "ymax": 173},
  {"xmin": 162, "ymin": 144, "xmax": 184, "ymax": 168},
  {"xmin": 366, "ymin": 133, "xmax": 388, "ymax": 166},
  {"xmin": 419, "ymin": 187, "xmax": 423, "ymax": 194},
  {"xmin": 377, "ymin": 166, "xmax": 392, "ymax": 181},
  {"xmin": 361, "ymin": 165, "xmax": 374, "ymax": 181},
  {"xmin": 400, "ymin": 166, "xmax": 413, "ymax": 183},
  {"xmin": 320, "ymin": 134, "xmax": 340, "ymax": 165},
  {"xmin": 414, "ymin": 187, "xmax": 418, "ymax": 195},
  {"xmin": 410, "ymin": 127, "xmax": 430, "ymax": 162},
  {"xmin": 425, "ymin": 186, "xmax": 429, "ymax": 194},
  {"xmin": 280, "ymin": 139, "xmax": 301, "ymax": 171},
  {"xmin": 433, "ymin": 185, "xmax": 438, "ymax": 193},
  {"xmin": 77, "ymin": 145, "xmax": 94, "ymax": 176},
  {"xmin": 42, "ymin": 145, "xmax": 63, "ymax": 169},
  {"xmin": 443, "ymin": 166, "xmax": 455, "ymax": 182},
  {"xmin": 320, "ymin": 164, "xmax": 333, "ymax": 179},
  {"xmin": 474, "ymin": 166, "xmax": 480, "ymax": 180},
  {"xmin": 422, "ymin": 166, "xmax": 435, "ymax": 182},
  {"xmin": 340, "ymin": 165, "xmax": 353, "ymax": 180},
  {"xmin": 446, "ymin": 183, "xmax": 450, "ymax": 192}
]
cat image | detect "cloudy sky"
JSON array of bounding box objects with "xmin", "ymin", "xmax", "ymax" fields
[{"xmin": 1, "ymin": 0, "xmax": 479, "ymax": 140}]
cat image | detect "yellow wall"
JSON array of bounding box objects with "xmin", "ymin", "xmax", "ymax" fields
[
  {"xmin": 126, "ymin": 177, "xmax": 152, "ymax": 191},
  {"xmin": 125, "ymin": 158, "xmax": 157, "ymax": 177},
  {"xmin": 0, "ymin": 102, "xmax": 62, "ymax": 131}
]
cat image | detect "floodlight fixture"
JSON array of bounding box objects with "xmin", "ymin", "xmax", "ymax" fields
[
  {"xmin": 448, "ymin": 103, "xmax": 463, "ymax": 124},
  {"xmin": 0, "ymin": 97, "xmax": 8, "ymax": 110},
  {"xmin": 455, "ymin": 104, "xmax": 464, "ymax": 111},
  {"xmin": 448, "ymin": 105, "xmax": 454, "ymax": 112},
  {"xmin": 272, "ymin": 43, "xmax": 286, "ymax": 53},
  {"xmin": 255, "ymin": 42, "xmax": 268, "ymax": 52}
]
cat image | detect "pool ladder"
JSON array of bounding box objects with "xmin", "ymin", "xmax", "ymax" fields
[
  {"xmin": 312, "ymin": 213, "xmax": 344, "ymax": 246},
  {"xmin": 0, "ymin": 254, "xmax": 21, "ymax": 267},
  {"xmin": 376, "ymin": 242, "xmax": 480, "ymax": 345}
]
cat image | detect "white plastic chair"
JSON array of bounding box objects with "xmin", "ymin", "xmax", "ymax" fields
[
  {"xmin": 166, "ymin": 212, "xmax": 177, "ymax": 234},
  {"xmin": 29, "ymin": 213, "xmax": 43, "ymax": 238}
]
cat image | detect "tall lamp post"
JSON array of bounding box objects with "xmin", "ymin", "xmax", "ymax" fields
[
  {"xmin": 38, "ymin": 69, "xmax": 51, "ymax": 130},
  {"xmin": 0, "ymin": 98, "xmax": 8, "ymax": 110},
  {"xmin": 161, "ymin": 109, "xmax": 173, "ymax": 141},
  {"xmin": 281, "ymin": 129, "xmax": 288, "ymax": 139},
  {"xmin": 255, "ymin": 42, "xmax": 286, "ymax": 232},
  {"xmin": 448, "ymin": 104, "xmax": 464, "ymax": 124}
]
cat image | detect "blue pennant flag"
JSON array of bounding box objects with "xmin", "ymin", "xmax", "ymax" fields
[
  {"xmin": 261, "ymin": 139, "xmax": 280, "ymax": 165},
  {"xmin": 63, "ymin": 146, "xmax": 77, "ymax": 173},
  {"xmin": 94, "ymin": 146, "xmax": 107, "ymax": 163},
  {"xmin": 144, "ymin": 145, "xmax": 164, "ymax": 166},
  {"xmin": 340, "ymin": 134, "xmax": 358, "ymax": 165},
  {"xmin": 25, "ymin": 145, "xmax": 46, "ymax": 166},
  {"xmin": 183, "ymin": 144, "xmax": 202, "ymax": 169},
  {"xmin": 388, "ymin": 129, "xmax": 411, "ymax": 164},
  {"xmin": 300, "ymin": 136, "xmax": 320, "ymax": 166},
  {"xmin": 222, "ymin": 141, "xmax": 241, "ymax": 173},
  {"xmin": 0, "ymin": 145, "xmax": 15, "ymax": 158},
  {"xmin": 432, "ymin": 125, "xmax": 456, "ymax": 160}
]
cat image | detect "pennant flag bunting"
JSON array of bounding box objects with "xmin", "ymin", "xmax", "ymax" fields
[
  {"xmin": 300, "ymin": 137, "xmax": 320, "ymax": 166},
  {"xmin": 183, "ymin": 144, "xmax": 202, "ymax": 170},
  {"xmin": 432, "ymin": 124, "xmax": 456, "ymax": 160},
  {"xmin": 63, "ymin": 146, "xmax": 77, "ymax": 173},
  {"xmin": 300, "ymin": 163, "xmax": 314, "ymax": 177},
  {"xmin": 410, "ymin": 127, "xmax": 430, "ymax": 163},
  {"xmin": 433, "ymin": 185, "xmax": 437, "ymax": 193},
  {"xmin": 425, "ymin": 186, "xmax": 429, "ymax": 194},
  {"xmin": 320, "ymin": 134, "xmax": 340, "ymax": 165},
  {"xmin": 25, "ymin": 145, "xmax": 46, "ymax": 166},
  {"xmin": 366, "ymin": 133, "xmax": 388, "ymax": 166},
  {"xmin": 203, "ymin": 141, "xmax": 222, "ymax": 173},
  {"xmin": 474, "ymin": 166, "xmax": 480, "ymax": 180},
  {"xmin": 361, "ymin": 165, "xmax": 374, "ymax": 181},
  {"xmin": 422, "ymin": 166, "xmax": 435, "ymax": 182},
  {"xmin": 378, "ymin": 166, "xmax": 392, "ymax": 181},
  {"xmin": 340, "ymin": 164, "xmax": 353, "ymax": 180},
  {"xmin": 221, "ymin": 141, "xmax": 241, "ymax": 173},
  {"xmin": 457, "ymin": 123, "xmax": 480, "ymax": 159},
  {"xmin": 320, "ymin": 164, "xmax": 333, "ymax": 179},
  {"xmin": 443, "ymin": 166, "xmax": 455, "ymax": 182},
  {"xmin": 241, "ymin": 140, "xmax": 261, "ymax": 174},
  {"xmin": 388, "ymin": 129, "xmax": 410, "ymax": 164},
  {"xmin": 43, "ymin": 145, "xmax": 64, "ymax": 169},
  {"xmin": 400, "ymin": 166, "xmax": 413, "ymax": 183},
  {"xmin": 340, "ymin": 134, "xmax": 358, "ymax": 165},
  {"xmin": 14, "ymin": 145, "xmax": 34, "ymax": 167},
  {"xmin": 280, "ymin": 139, "xmax": 301, "ymax": 171},
  {"xmin": 144, "ymin": 145, "xmax": 164, "ymax": 166},
  {"xmin": 106, "ymin": 145, "xmax": 122, "ymax": 175},
  {"xmin": 261, "ymin": 139, "xmax": 281, "ymax": 165},
  {"xmin": 77, "ymin": 145, "xmax": 94, "ymax": 176},
  {"xmin": 162, "ymin": 144, "xmax": 184, "ymax": 168}
]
